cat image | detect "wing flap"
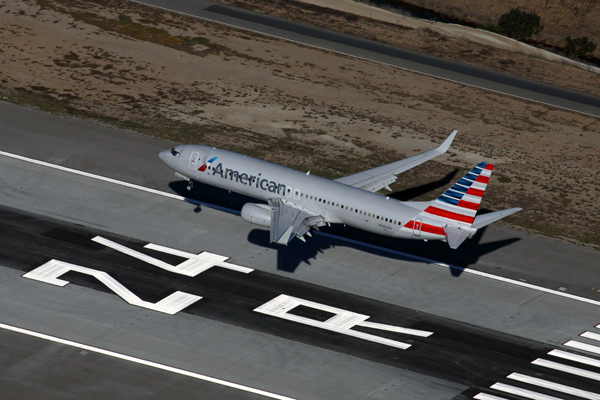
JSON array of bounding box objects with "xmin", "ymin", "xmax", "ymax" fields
[{"xmin": 268, "ymin": 198, "xmax": 324, "ymax": 245}]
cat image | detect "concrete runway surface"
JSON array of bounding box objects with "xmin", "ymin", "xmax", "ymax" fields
[{"xmin": 1, "ymin": 101, "xmax": 600, "ymax": 399}]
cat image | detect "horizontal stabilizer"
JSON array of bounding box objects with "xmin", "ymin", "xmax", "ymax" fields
[
  {"xmin": 472, "ymin": 207, "xmax": 522, "ymax": 230},
  {"xmin": 443, "ymin": 225, "xmax": 474, "ymax": 249}
]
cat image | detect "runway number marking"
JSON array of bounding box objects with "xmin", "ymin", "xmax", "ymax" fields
[
  {"xmin": 23, "ymin": 259, "xmax": 201, "ymax": 315},
  {"xmin": 23, "ymin": 237, "xmax": 432, "ymax": 348},
  {"xmin": 254, "ymin": 294, "xmax": 433, "ymax": 349}
]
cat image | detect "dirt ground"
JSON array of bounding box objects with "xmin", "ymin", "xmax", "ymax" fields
[
  {"xmin": 1, "ymin": 0, "xmax": 600, "ymax": 248},
  {"xmin": 218, "ymin": 0, "xmax": 600, "ymax": 98},
  {"xmin": 396, "ymin": 0, "xmax": 600, "ymax": 58}
]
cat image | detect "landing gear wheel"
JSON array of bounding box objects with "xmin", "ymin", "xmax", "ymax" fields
[{"xmin": 186, "ymin": 182, "xmax": 193, "ymax": 191}]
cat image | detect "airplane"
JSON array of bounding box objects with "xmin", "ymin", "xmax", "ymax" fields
[{"xmin": 158, "ymin": 131, "xmax": 521, "ymax": 249}]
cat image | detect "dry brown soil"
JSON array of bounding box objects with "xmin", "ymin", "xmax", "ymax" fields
[
  {"xmin": 218, "ymin": 0, "xmax": 600, "ymax": 97},
  {"xmin": 397, "ymin": 0, "xmax": 600, "ymax": 58},
  {"xmin": 1, "ymin": 0, "xmax": 599, "ymax": 247}
]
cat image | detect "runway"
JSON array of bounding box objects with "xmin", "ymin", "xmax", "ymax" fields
[
  {"xmin": 2, "ymin": 101, "xmax": 600, "ymax": 399},
  {"xmin": 131, "ymin": 0, "xmax": 600, "ymax": 118}
]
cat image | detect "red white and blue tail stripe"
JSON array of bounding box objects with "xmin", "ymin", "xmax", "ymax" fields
[{"xmin": 421, "ymin": 162, "xmax": 493, "ymax": 226}]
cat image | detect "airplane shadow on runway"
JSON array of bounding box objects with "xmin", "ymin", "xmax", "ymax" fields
[
  {"xmin": 168, "ymin": 179, "xmax": 520, "ymax": 276},
  {"xmin": 247, "ymin": 223, "xmax": 519, "ymax": 275}
]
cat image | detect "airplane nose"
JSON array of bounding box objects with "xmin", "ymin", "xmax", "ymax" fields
[{"xmin": 158, "ymin": 149, "xmax": 170, "ymax": 164}]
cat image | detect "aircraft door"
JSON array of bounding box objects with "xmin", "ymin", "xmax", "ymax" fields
[
  {"xmin": 413, "ymin": 218, "xmax": 422, "ymax": 237},
  {"xmin": 293, "ymin": 189, "xmax": 300, "ymax": 200},
  {"xmin": 189, "ymin": 151, "xmax": 200, "ymax": 171}
]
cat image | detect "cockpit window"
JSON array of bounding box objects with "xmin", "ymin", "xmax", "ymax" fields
[{"xmin": 170, "ymin": 148, "xmax": 180, "ymax": 157}]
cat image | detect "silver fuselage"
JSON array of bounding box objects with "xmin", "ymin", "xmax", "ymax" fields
[{"xmin": 159, "ymin": 145, "xmax": 443, "ymax": 240}]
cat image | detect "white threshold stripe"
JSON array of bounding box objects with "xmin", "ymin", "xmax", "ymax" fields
[
  {"xmin": 473, "ymin": 392, "xmax": 510, "ymax": 400},
  {"xmin": 581, "ymin": 331, "xmax": 600, "ymax": 342},
  {"xmin": 564, "ymin": 340, "xmax": 600, "ymax": 355},
  {"xmin": 490, "ymin": 382, "xmax": 563, "ymax": 400},
  {"xmin": 3, "ymin": 150, "xmax": 600, "ymax": 308},
  {"xmin": 129, "ymin": 1, "xmax": 600, "ymax": 120},
  {"xmin": 508, "ymin": 372, "xmax": 600, "ymax": 399},
  {"xmin": 548, "ymin": 349, "xmax": 600, "ymax": 369},
  {"xmin": 0, "ymin": 322, "xmax": 296, "ymax": 400},
  {"xmin": 532, "ymin": 358, "xmax": 600, "ymax": 382}
]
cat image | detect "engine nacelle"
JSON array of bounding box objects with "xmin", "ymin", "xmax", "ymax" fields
[{"xmin": 241, "ymin": 203, "xmax": 273, "ymax": 228}]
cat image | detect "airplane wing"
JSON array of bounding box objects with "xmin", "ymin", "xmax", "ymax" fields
[
  {"xmin": 334, "ymin": 130, "xmax": 457, "ymax": 193},
  {"xmin": 268, "ymin": 198, "xmax": 325, "ymax": 245}
]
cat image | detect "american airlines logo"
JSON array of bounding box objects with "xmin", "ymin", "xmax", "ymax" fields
[
  {"xmin": 209, "ymin": 162, "xmax": 288, "ymax": 194},
  {"xmin": 22, "ymin": 237, "xmax": 433, "ymax": 349},
  {"xmin": 198, "ymin": 156, "xmax": 218, "ymax": 172}
]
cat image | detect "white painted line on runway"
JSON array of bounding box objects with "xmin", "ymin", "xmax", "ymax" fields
[
  {"xmin": 0, "ymin": 150, "xmax": 239, "ymax": 215},
  {"xmin": 3, "ymin": 150, "xmax": 600, "ymax": 308},
  {"xmin": 0, "ymin": 322, "xmax": 297, "ymax": 400},
  {"xmin": 581, "ymin": 331, "xmax": 600, "ymax": 342},
  {"xmin": 548, "ymin": 349, "xmax": 600, "ymax": 368},
  {"xmin": 490, "ymin": 382, "xmax": 562, "ymax": 400},
  {"xmin": 532, "ymin": 358, "xmax": 600, "ymax": 382},
  {"xmin": 564, "ymin": 340, "xmax": 600, "ymax": 355},
  {"xmin": 508, "ymin": 372, "xmax": 600, "ymax": 399},
  {"xmin": 356, "ymin": 320, "xmax": 433, "ymax": 337},
  {"xmin": 317, "ymin": 231, "xmax": 600, "ymax": 308},
  {"xmin": 473, "ymin": 393, "xmax": 510, "ymax": 400},
  {"xmin": 130, "ymin": 1, "xmax": 600, "ymax": 119}
]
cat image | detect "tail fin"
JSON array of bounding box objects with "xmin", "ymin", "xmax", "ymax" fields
[
  {"xmin": 414, "ymin": 162, "xmax": 522, "ymax": 248},
  {"xmin": 421, "ymin": 162, "xmax": 494, "ymax": 226}
]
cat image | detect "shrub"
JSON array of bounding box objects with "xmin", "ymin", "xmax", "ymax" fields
[
  {"xmin": 565, "ymin": 36, "xmax": 596, "ymax": 60},
  {"xmin": 497, "ymin": 7, "xmax": 543, "ymax": 40}
]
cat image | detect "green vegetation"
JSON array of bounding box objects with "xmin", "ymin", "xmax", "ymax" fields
[
  {"xmin": 481, "ymin": 7, "xmax": 543, "ymax": 40},
  {"xmin": 498, "ymin": 176, "xmax": 512, "ymax": 183},
  {"xmin": 497, "ymin": 7, "xmax": 543, "ymax": 40},
  {"xmin": 64, "ymin": 51, "xmax": 79, "ymax": 61},
  {"xmin": 565, "ymin": 36, "xmax": 596, "ymax": 60}
]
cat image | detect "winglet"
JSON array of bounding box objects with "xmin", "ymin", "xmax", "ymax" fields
[{"xmin": 435, "ymin": 130, "xmax": 457, "ymax": 154}]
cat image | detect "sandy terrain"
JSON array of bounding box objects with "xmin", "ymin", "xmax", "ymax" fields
[{"xmin": 1, "ymin": 0, "xmax": 599, "ymax": 247}]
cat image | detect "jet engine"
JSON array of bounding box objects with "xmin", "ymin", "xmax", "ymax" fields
[{"xmin": 241, "ymin": 203, "xmax": 273, "ymax": 227}]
